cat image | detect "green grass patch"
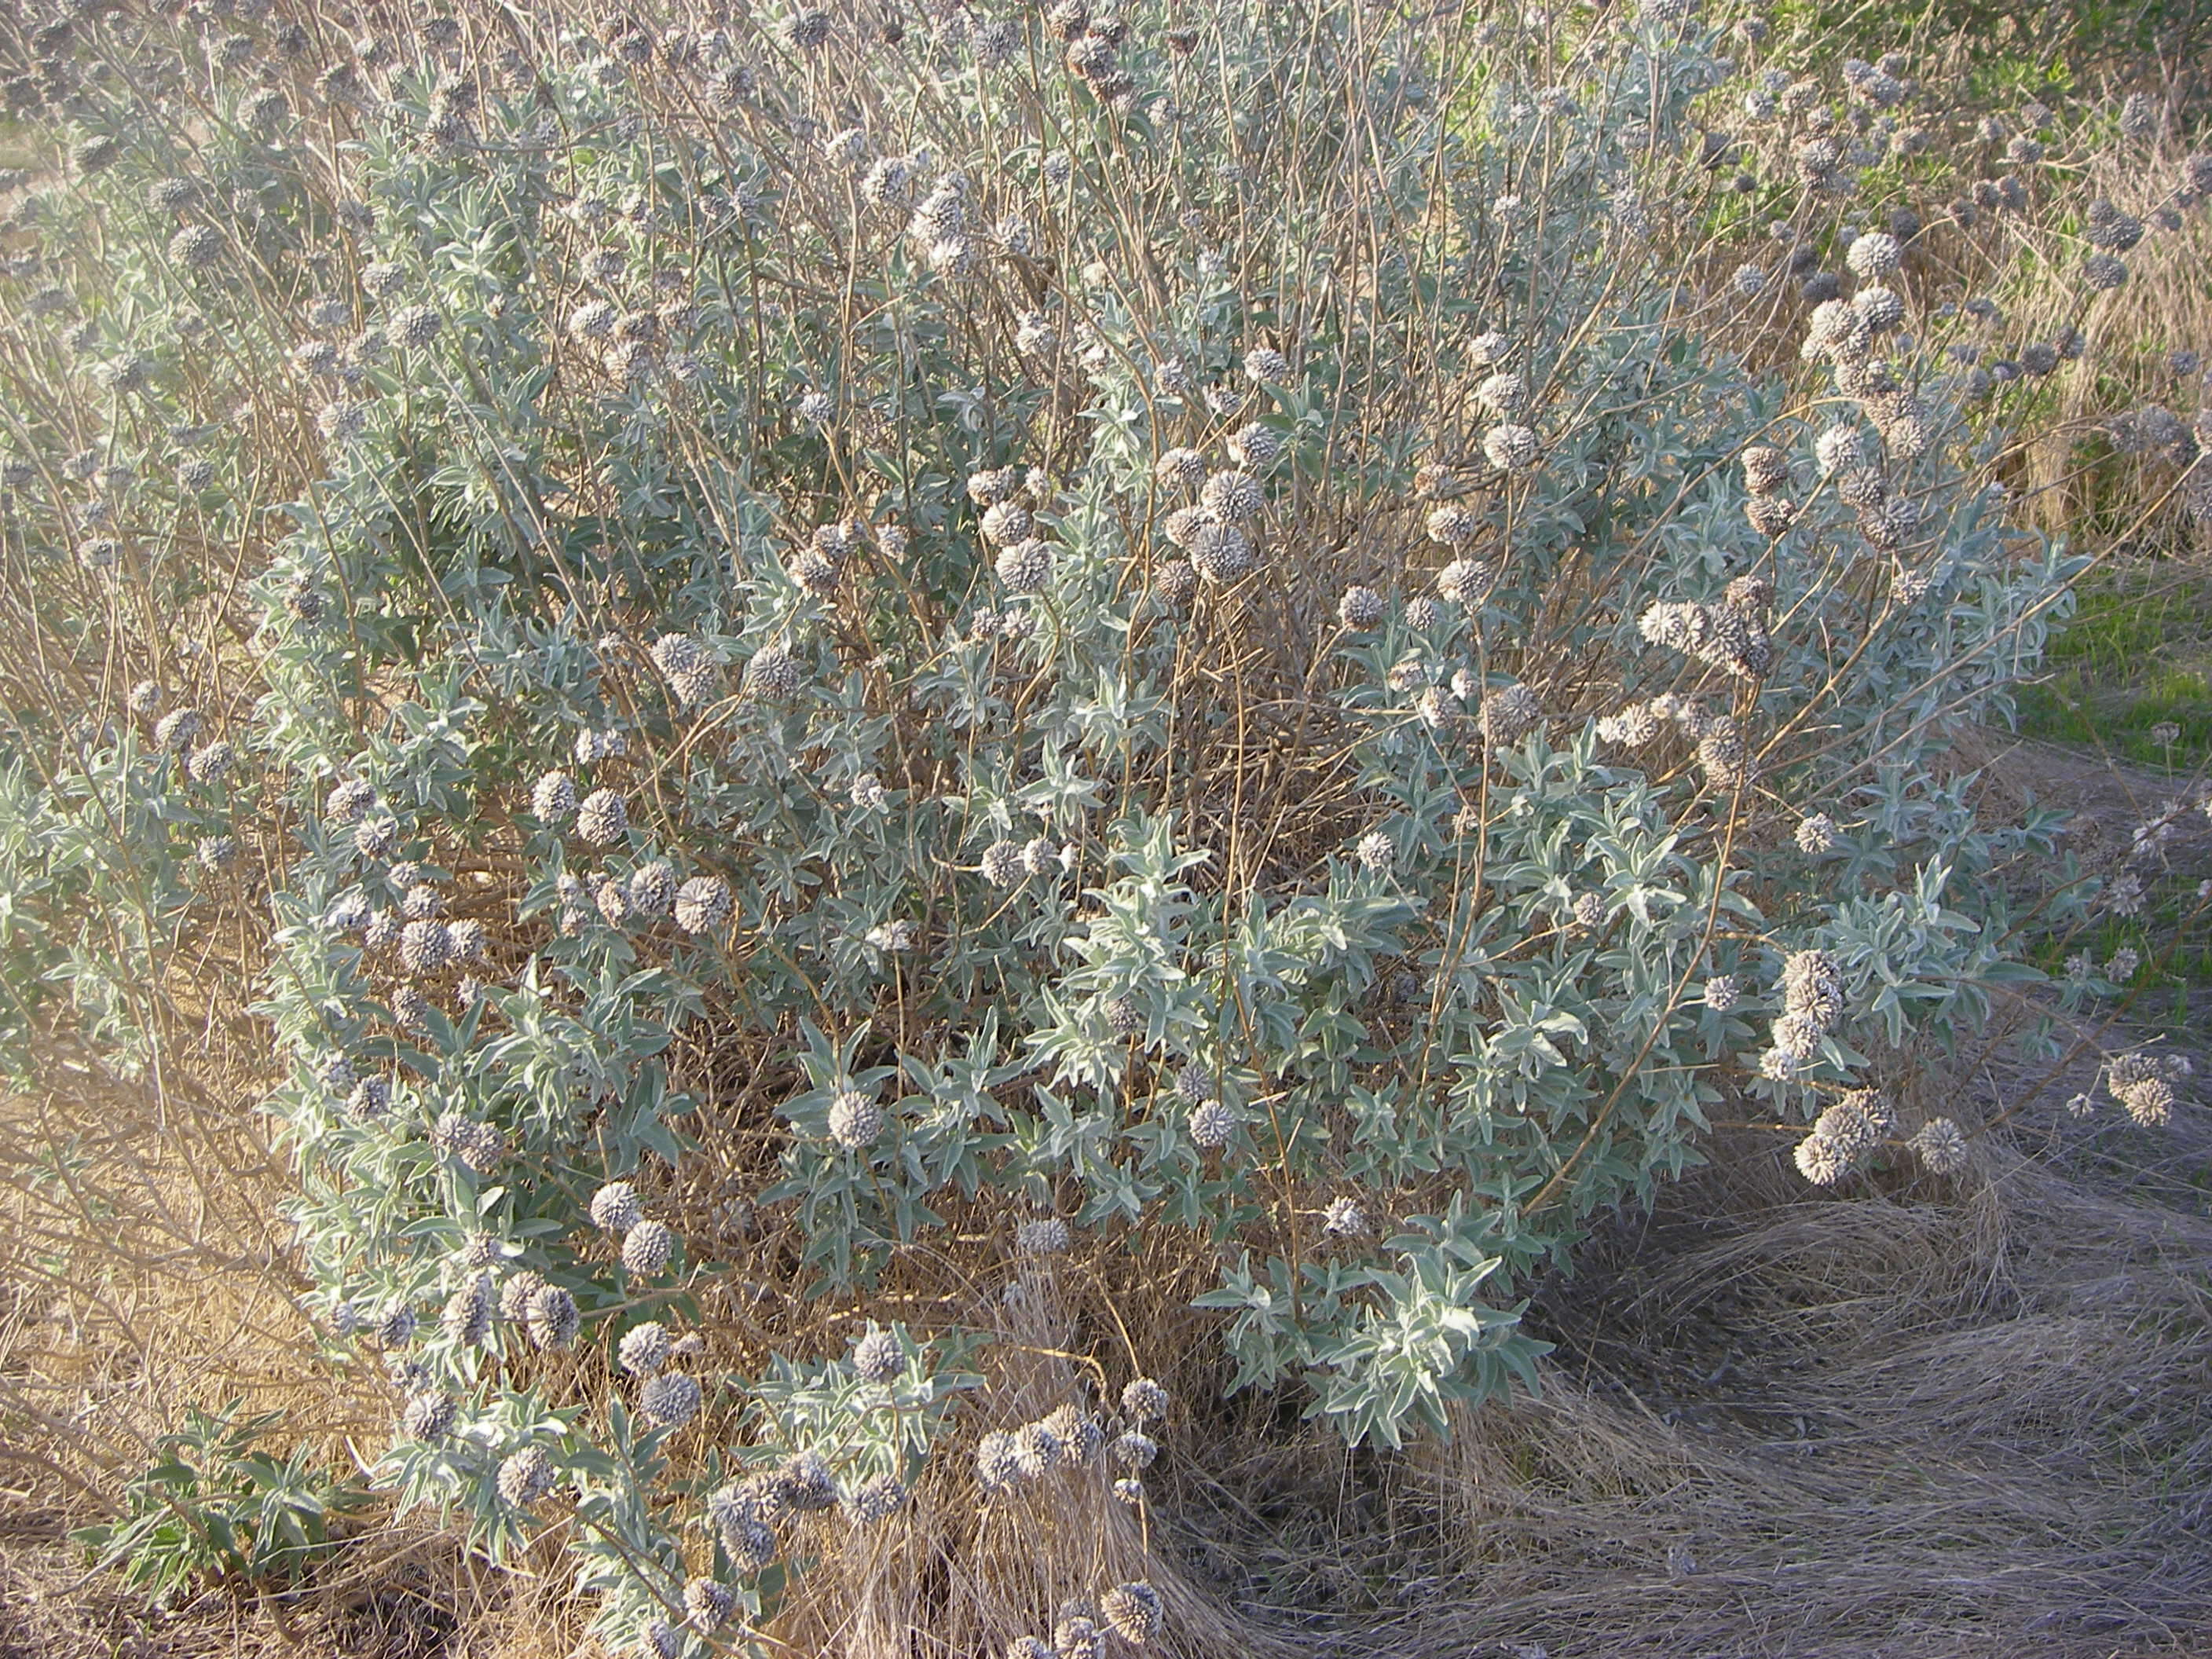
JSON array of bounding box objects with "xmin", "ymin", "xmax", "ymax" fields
[{"xmin": 2017, "ymin": 565, "xmax": 2212, "ymax": 775}]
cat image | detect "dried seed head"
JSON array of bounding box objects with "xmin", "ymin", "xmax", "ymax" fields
[
  {"xmin": 1741, "ymin": 446, "xmax": 1790, "ymax": 495},
  {"xmin": 981, "ymin": 840, "xmax": 1027, "ymax": 888},
  {"xmin": 1481, "ymin": 423, "xmax": 1541, "ymax": 472}
]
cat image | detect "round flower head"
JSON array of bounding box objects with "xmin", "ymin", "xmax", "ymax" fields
[
  {"xmin": 828, "ymin": 1089, "xmax": 885, "ymax": 1149},
  {"xmin": 1188, "ymin": 519, "xmax": 1256, "ymax": 584},
  {"xmin": 622, "ymin": 1218, "xmax": 674, "ymax": 1276},
  {"xmin": 1228, "ymin": 424, "xmax": 1284, "ymax": 469},
  {"xmin": 590, "ymin": 1180, "xmax": 643, "ymax": 1235},
  {"xmin": 980, "ymin": 500, "xmax": 1033, "ymax": 545},
  {"xmin": 1200, "ymin": 469, "xmax": 1263, "ymax": 522},
  {"xmin": 685, "ymin": 1577, "xmax": 735, "ymax": 1633},
  {"xmin": 389, "ymin": 305, "xmax": 444, "ymax": 349},
  {"xmin": 1339, "ymin": 585, "xmax": 1385, "ymax": 629},
  {"xmin": 1796, "ymin": 813, "xmax": 1840, "ymax": 854},
  {"xmin": 496, "ymin": 1445, "xmax": 556, "ymax": 1507},
  {"xmin": 996, "ymin": 538, "xmax": 1054, "ymax": 593},
  {"xmin": 845, "ymin": 1471, "xmax": 908, "ymax": 1524},
  {"xmin": 1016, "ymin": 1216, "xmax": 1071, "ymax": 1255},
  {"xmin": 531, "ymin": 771, "xmax": 577, "ymax": 824},
  {"xmin": 851, "ymin": 1328, "xmax": 903, "ymax": 1383},
  {"xmin": 745, "ymin": 646, "xmax": 803, "ymax": 700},
  {"xmin": 625, "ymin": 860, "xmax": 676, "ymax": 917},
  {"xmin": 619, "ymin": 1320, "xmax": 673, "ymax": 1375},
  {"xmin": 1188, "ymin": 1098, "xmax": 1238, "ymax": 1148},
  {"xmin": 170, "ymin": 225, "xmax": 223, "ymax": 269},
  {"xmin": 1701, "ymin": 974, "xmax": 1740, "ymax": 1012},
  {"xmin": 639, "ymin": 1370, "xmax": 701, "ymax": 1427},
  {"xmin": 1111, "ymin": 1429, "xmax": 1159, "ymax": 1470},
  {"xmin": 1153, "ymin": 449, "xmax": 1207, "ymax": 492},
  {"xmin": 403, "ymin": 1390, "xmax": 455, "ymax": 1440},
  {"xmin": 399, "ymin": 919, "xmax": 451, "ymax": 976},
  {"xmin": 1793, "ymin": 1132, "xmax": 1849, "ymax": 1185},
  {"xmin": 1355, "ymin": 830, "xmax": 1395, "ymax": 872},
  {"xmin": 574, "ymin": 788, "xmax": 628, "ymax": 846},
  {"xmin": 1481, "ymin": 423, "xmax": 1541, "ymax": 472},
  {"xmin": 154, "ymin": 708, "xmax": 205, "ymax": 753},
  {"xmin": 347, "ymin": 1076, "xmax": 392, "ymax": 1122},
  {"xmin": 1101, "ymin": 1582, "xmax": 1164, "ymax": 1646},
  {"xmin": 1910, "ymin": 1116, "xmax": 1969, "ymax": 1174},
  {"xmin": 976, "ymin": 1431, "xmax": 1024, "ymax": 1494},
  {"xmin": 1741, "ymin": 446, "xmax": 1790, "ymax": 496},
  {"xmin": 1853, "ymin": 284, "xmax": 1904, "ymax": 332},
  {"xmin": 1479, "ymin": 682, "xmax": 1543, "ymax": 746},
  {"xmin": 529, "ymin": 1284, "xmax": 581, "ymax": 1351},
  {"xmin": 441, "ymin": 1273, "xmax": 494, "ymax": 1347},
  {"xmin": 2081, "ymin": 254, "xmax": 2128, "ymax": 292},
  {"xmin": 1845, "ymin": 230, "xmax": 1902, "ymax": 280},
  {"xmin": 1104, "ymin": 994, "xmax": 1146, "ymax": 1037},
  {"xmin": 187, "ymin": 740, "xmax": 236, "ymax": 786},
  {"xmin": 1475, "ymin": 371, "xmax": 1527, "ymax": 416},
  {"xmin": 1243, "ymin": 345, "xmax": 1291, "ymax": 382},
  {"xmin": 980, "ymin": 840, "xmax": 1027, "ymax": 888},
  {"xmin": 1426, "ymin": 503, "xmax": 1482, "ymax": 548},
  {"xmin": 673, "ymin": 875, "xmax": 731, "ymax": 935}
]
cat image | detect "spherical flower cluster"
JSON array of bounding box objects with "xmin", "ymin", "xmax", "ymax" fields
[
  {"xmin": 1356, "ymin": 830, "xmax": 1395, "ymax": 872},
  {"xmin": 1339, "ymin": 586, "xmax": 1385, "ymax": 629},
  {"xmin": 684, "ymin": 1577, "xmax": 734, "ymax": 1633},
  {"xmin": 531, "ymin": 770, "xmax": 577, "ymax": 823},
  {"xmin": 1910, "ymin": 1117, "xmax": 1969, "ymax": 1174},
  {"xmin": 639, "ymin": 1370, "xmax": 702, "ymax": 1427},
  {"xmin": 851, "ymin": 1328, "xmax": 903, "ymax": 1383},
  {"xmin": 575, "ymin": 788, "xmax": 628, "ymax": 846},
  {"xmin": 674, "ymin": 875, "xmax": 731, "ymax": 935},
  {"xmin": 1741, "ymin": 446, "xmax": 1790, "ymax": 496},
  {"xmin": 622, "ymin": 1218, "xmax": 674, "ymax": 1276},
  {"xmin": 844, "ymin": 1471, "xmax": 908, "ymax": 1525},
  {"xmin": 1016, "ymin": 1216, "xmax": 1071, "ymax": 1255},
  {"xmin": 619, "ymin": 1320, "xmax": 673, "ymax": 1375},
  {"xmin": 1188, "ymin": 1098, "xmax": 1238, "ymax": 1148},
  {"xmin": 1796, "ymin": 814, "xmax": 1840, "ymax": 855},
  {"xmin": 590, "ymin": 1180, "xmax": 643, "ymax": 1234},
  {"xmin": 527, "ymin": 1284, "xmax": 581, "ymax": 1351},
  {"xmin": 651, "ymin": 633, "xmax": 720, "ymax": 708},
  {"xmin": 1478, "ymin": 681, "xmax": 1543, "ymax": 746},
  {"xmin": 1481, "ymin": 423, "xmax": 1540, "ymax": 472},
  {"xmin": 745, "ymin": 646, "xmax": 803, "ymax": 700},
  {"xmin": 1101, "ymin": 1582, "xmax": 1164, "ymax": 1646},
  {"xmin": 995, "ymin": 538, "xmax": 1054, "ymax": 593},
  {"xmin": 980, "ymin": 839, "xmax": 1027, "ymax": 888},
  {"xmin": 497, "ymin": 1445, "xmax": 556, "ymax": 1508},
  {"xmin": 828, "ymin": 1089, "xmax": 885, "ymax": 1149}
]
